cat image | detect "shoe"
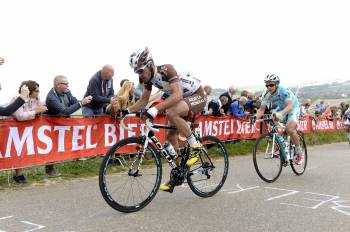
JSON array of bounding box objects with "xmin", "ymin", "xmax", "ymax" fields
[
  {"xmin": 46, "ymin": 168, "xmax": 61, "ymax": 177},
  {"xmin": 13, "ymin": 174, "xmax": 27, "ymax": 184},
  {"xmin": 186, "ymin": 143, "xmax": 203, "ymax": 167},
  {"xmin": 295, "ymin": 151, "xmax": 304, "ymax": 165},
  {"xmin": 159, "ymin": 180, "xmax": 175, "ymax": 193}
]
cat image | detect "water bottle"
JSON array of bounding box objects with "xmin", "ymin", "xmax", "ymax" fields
[
  {"xmin": 275, "ymin": 134, "xmax": 289, "ymax": 161},
  {"xmin": 164, "ymin": 142, "xmax": 176, "ymax": 158}
]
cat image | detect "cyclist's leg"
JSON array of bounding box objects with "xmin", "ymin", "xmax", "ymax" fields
[{"xmin": 285, "ymin": 111, "xmax": 304, "ymax": 164}]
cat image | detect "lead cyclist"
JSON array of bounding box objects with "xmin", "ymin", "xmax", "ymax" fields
[
  {"xmin": 254, "ymin": 74, "xmax": 304, "ymax": 165},
  {"xmin": 125, "ymin": 47, "xmax": 207, "ymax": 193}
]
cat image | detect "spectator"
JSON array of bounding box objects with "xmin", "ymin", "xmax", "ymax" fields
[
  {"xmin": 344, "ymin": 106, "xmax": 350, "ymax": 144},
  {"xmin": 207, "ymin": 96, "xmax": 228, "ymax": 116},
  {"xmin": 247, "ymin": 92, "xmax": 255, "ymax": 100},
  {"xmin": 300, "ymin": 99, "xmax": 313, "ymax": 117},
  {"xmin": 82, "ymin": 64, "xmax": 117, "ymax": 116},
  {"xmin": 203, "ymin": 85, "xmax": 212, "ymax": 96},
  {"xmin": 0, "ymin": 56, "xmax": 30, "ymax": 115},
  {"xmin": 340, "ymin": 102, "xmax": 348, "ymax": 120},
  {"xmin": 46, "ymin": 75, "xmax": 92, "ymax": 116},
  {"xmin": 227, "ymin": 96, "xmax": 248, "ymax": 119},
  {"xmin": 220, "ymin": 85, "xmax": 237, "ymax": 113},
  {"xmin": 120, "ymin": 78, "xmax": 129, "ymax": 88},
  {"xmin": 245, "ymin": 95, "xmax": 261, "ymax": 115},
  {"xmin": 11, "ymin": 80, "xmax": 47, "ymax": 183},
  {"xmin": 240, "ymin": 90, "xmax": 248, "ymax": 98},
  {"xmin": 315, "ymin": 100, "xmax": 327, "ymax": 113},
  {"xmin": 106, "ymin": 81, "xmax": 135, "ymax": 116}
]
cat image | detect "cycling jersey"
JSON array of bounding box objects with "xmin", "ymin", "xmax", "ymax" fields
[
  {"xmin": 141, "ymin": 64, "xmax": 201, "ymax": 97},
  {"xmin": 261, "ymin": 86, "xmax": 300, "ymax": 122},
  {"xmin": 140, "ymin": 64, "xmax": 206, "ymax": 113}
]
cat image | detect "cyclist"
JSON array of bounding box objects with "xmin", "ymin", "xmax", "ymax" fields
[
  {"xmin": 126, "ymin": 47, "xmax": 207, "ymax": 192},
  {"xmin": 254, "ymin": 74, "xmax": 304, "ymax": 165}
]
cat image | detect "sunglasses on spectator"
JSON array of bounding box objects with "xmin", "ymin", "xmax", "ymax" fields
[{"xmin": 265, "ymin": 84, "xmax": 275, "ymax": 88}]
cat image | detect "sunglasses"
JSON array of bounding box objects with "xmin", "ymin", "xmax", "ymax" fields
[
  {"xmin": 265, "ymin": 84, "xmax": 275, "ymax": 88},
  {"xmin": 135, "ymin": 68, "xmax": 144, "ymax": 76}
]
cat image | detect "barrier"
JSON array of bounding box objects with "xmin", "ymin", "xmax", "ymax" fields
[{"xmin": 0, "ymin": 115, "xmax": 345, "ymax": 170}]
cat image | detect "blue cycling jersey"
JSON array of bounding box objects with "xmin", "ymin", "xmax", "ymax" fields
[{"xmin": 261, "ymin": 86, "xmax": 300, "ymax": 121}]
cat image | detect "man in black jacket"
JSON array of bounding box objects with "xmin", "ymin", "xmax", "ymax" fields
[
  {"xmin": 44, "ymin": 75, "xmax": 92, "ymax": 176},
  {"xmin": 82, "ymin": 65, "xmax": 117, "ymax": 116},
  {"xmin": 46, "ymin": 75, "xmax": 92, "ymax": 116},
  {"xmin": 219, "ymin": 85, "xmax": 237, "ymax": 113},
  {"xmin": 0, "ymin": 56, "xmax": 30, "ymax": 116}
]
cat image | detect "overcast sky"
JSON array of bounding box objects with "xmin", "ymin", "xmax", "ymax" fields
[{"xmin": 1, "ymin": 0, "xmax": 350, "ymax": 103}]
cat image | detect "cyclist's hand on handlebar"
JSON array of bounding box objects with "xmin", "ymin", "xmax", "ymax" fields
[
  {"xmin": 272, "ymin": 111, "xmax": 284, "ymax": 122},
  {"xmin": 145, "ymin": 107, "xmax": 158, "ymax": 119}
]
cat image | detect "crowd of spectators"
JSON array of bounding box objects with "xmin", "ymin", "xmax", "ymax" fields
[{"xmin": 1, "ymin": 54, "xmax": 349, "ymax": 183}]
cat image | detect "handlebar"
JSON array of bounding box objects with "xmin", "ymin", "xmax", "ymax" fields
[{"xmin": 120, "ymin": 113, "xmax": 159, "ymax": 132}]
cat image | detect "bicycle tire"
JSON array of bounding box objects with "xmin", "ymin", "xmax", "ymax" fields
[
  {"xmin": 187, "ymin": 136, "xmax": 229, "ymax": 197},
  {"xmin": 290, "ymin": 131, "xmax": 308, "ymax": 175},
  {"xmin": 253, "ymin": 133, "xmax": 283, "ymax": 183},
  {"xmin": 99, "ymin": 137, "xmax": 162, "ymax": 213}
]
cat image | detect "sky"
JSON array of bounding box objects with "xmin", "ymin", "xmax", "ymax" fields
[{"xmin": 1, "ymin": 0, "xmax": 350, "ymax": 103}]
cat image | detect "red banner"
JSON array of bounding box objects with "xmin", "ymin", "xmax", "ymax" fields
[{"xmin": 0, "ymin": 115, "xmax": 345, "ymax": 170}]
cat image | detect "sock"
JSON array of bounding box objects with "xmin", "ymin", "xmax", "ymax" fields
[
  {"xmin": 295, "ymin": 146, "xmax": 302, "ymax": 154},
  {"xmin": 187, "ymin": 134, "xmax": 198, "ymax": 147},
  {"xmin": 347, "ymin": 133, "xmax": 350, "ymax": 140}
]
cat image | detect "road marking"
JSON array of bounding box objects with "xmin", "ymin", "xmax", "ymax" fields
[
  {"xmin": 264, "ymin": 187, "xmax": 299, "ymax": 201},
  {"xmin": 0, "ymin": 216, "xmax": 13, "ymax": 220},
  {"xmin": 21, "ymin": 221, "xmax": 45, "ymax": 232},
  {"xmin": 280, "ymin": 192, "xmax": 339, "ymax": 209},
  {"xmin": 331, "ymin": 200, "xmax": 350, "ymax": 216},
  {"xmin": 227, "ymin": 184, "xmax": 260, "ymax": 194}
]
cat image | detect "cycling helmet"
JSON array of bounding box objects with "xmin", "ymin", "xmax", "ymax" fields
[
  {"xmin": 264, "ymin": 74, "xmax": 280, "ymax": 83},
  {"xmin": 129, "ymin": 47, "xmax": 153, "ymax": 72}
]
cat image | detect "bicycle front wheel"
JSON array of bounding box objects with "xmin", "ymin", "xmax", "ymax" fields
[
  {"xmin": 187, "ymin": 136, "xmax": 229, "ymax": 197},
  {"xmin": 253, "ymin": 133, "xmax": 283, "ymax": 183},
  {"xmin": 99, "ymin": 137, "xmax": 162, "ymax": 213},
  {"xmin": 290, "ymin": 131, "xmax": 308, "ymax": 175}
]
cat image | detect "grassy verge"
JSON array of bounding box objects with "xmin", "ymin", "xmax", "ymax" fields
[{"xmin": 0, "ymin": 131, "xmax": 347, "ymax": 189}]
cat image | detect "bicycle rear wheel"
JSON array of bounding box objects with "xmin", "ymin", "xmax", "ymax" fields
[
  {"xmin": 290, "ymin": 131, "xmax": 308, "ymax": 175},
  {"xmin": 99, "ymin": 137, "xmax": 162, "ymax": 213},
  {"xmin": 187, "ymin": 136, "xmax": 229, "ymax": 197},
  {"xmin": 253, "ymin": 133, "xmax": 283, "ymax": 183}
]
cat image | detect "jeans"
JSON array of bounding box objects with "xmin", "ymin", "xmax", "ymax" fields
[{"xmin": 82, "ymin": 107, "xmax": 104, "ymax": 116}]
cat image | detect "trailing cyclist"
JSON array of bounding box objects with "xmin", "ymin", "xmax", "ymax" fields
[
  {"xmin": 126, "ymin": 47, "xmax": 207, "ymax": 192},
  {"xmin": 254, "ymin": 74, "xmax": 304, "ymax": 165}
]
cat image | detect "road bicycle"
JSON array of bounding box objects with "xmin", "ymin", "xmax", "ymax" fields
[
  {"xmin": 250, "ymin": 114, "xmax": 307, "ymax": 183},
  {"xmin": 99, "ymin": 112, "xmax": 229, "ymax": 213}
]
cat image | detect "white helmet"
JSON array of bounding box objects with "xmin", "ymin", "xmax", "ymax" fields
[
  {"xmin": 129, "ymin": 47, "xmax": 153, "ymax": 72},
  {"xmin": 264, "ymin": 74, "xmax": 280, "ymax": 83}
]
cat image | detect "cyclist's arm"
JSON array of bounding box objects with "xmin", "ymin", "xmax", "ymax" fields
[
  {"xmin": 281, "ymin": 99, "xmax": 293, "ymax": 116},
  {"xmin": 255, "ymin": 106, "xmax": 266, "ymax": 119},
  {"xmin": 152, "ymin": 81, "xmax": 182, "ymax": 112},
  {"xmin": 128, "ymin": 87, "xmax": 151, "ymax": 113}
]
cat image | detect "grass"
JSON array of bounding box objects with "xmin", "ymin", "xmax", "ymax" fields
[{"xmin": 0, "ymin": 131, "xmax": 347, "ymax": 190}]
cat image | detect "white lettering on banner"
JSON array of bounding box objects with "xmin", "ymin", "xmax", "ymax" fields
[
  {"xmin": 196, "ymin": 122, "xmax": 203, "ymax": 137},
  {"xmin": 223, "ymin": 120, "xmax": 230, "ymax": 135},
  {"xmin": 5, "ymin": 127, "xmax": 35, "ymax": 158},
  {"xmin": 104, "ymin": 124, "xmax": 117, "ymax": 147},
  {"xmin": 298, "ymin": 120, "xmax": 308, "ymax": 131},
  {"xmin": 54, "ymin": 126, "xmax": 70, "ymax": 152},
  {"xmin": 119, "ymin": 123, "xmax": 124, "ymax": 140},
  {"xmin": 72, "ymin": 126, "xmax": 85, "ymax": 151},
  {"xmin": 37, "ymin": 126, "xmax": 52, "ymax": 154},
  {"xmin": 86, "ymin": 125, "xmax": 97, "ymax": 149},
  {"xmin": 212, "ymin": 121, "xmax": 218, "ymax": 136},
  {"xmin": 205, "ymin": 120, "xmax": 212, "ymax": 135},
  {"xmin": 127, "ymin": 124, "xmax": 137, "ymax": 137}
]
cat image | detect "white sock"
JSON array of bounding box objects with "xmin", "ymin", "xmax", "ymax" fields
[
  {"xmin": 347, "ymin": 133, "xmax": 350, "ymax": 140},
  {"xmin": 187, "ymin": 134, "xmax": 198, "ymax": 147}
]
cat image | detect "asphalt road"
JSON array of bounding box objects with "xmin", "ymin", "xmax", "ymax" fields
[{"xmin": 1, "ymin": 142, "xmax": 350, "ymax": 232}]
